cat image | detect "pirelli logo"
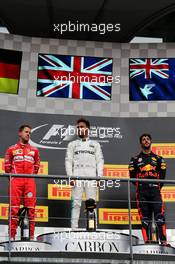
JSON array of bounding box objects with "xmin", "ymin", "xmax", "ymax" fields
[
  {"xmin": 152, "ymin": 144, "xmax": 175, "ymax": 158},
  {"xmin": 161, "ymin": 186, "xmax": 175, "ymax": 202},
  {"xmin": 104, "ymin": 165, "xmax": 129, "ymax": 178},
  {"xmin": 48, "ymin": 184, "xmax": 99, "ymax": 201},
  {"xmin": 0, "ymin": 204, "xmax": 48, "ymax": 222},
  {"xmin": 48, "ymin": 184, "xmax": 72, "ymax": 200},
  {"xmin": 99, "ymin": 208, "xmax": 140, "ymax": 224},
  {"xmin": 38, "ymin": 162, "xmax": 48, "ymax": 175},
  {"xmin": 0, "ymin": 158, "xmax": 48, "ymax": 175}
]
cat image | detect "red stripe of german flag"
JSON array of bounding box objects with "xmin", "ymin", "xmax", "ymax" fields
[{"xmin": 0, "ymin": 63, "xmax": 20, "ymax": 79}]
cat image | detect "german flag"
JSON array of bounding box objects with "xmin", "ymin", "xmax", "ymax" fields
[{"xmin": 0, "ymin": 49, "xmax": 22, "ymax": 94}]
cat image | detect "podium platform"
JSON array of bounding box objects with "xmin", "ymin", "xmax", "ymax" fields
[
  {"xmin": 37, "ymin": 231, "xmax": 138, "ymax": 253},
  {"xmin": 133, "ymin": 244, "xmax": 175, "ymax": 255},
  {"xmin": 0, "ymin": 241, "xmax": 52, "ymax": 251},
  {"xmin": 0, "ymin": 231, "xmax": 175, "ymax": 263}
]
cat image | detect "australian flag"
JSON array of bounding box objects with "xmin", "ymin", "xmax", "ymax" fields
[
  {"xmin": 37, "ymin": 54, "xmax": 113, "ymax": 100},
  {"xmin": 129, "ymin": 58, "xmax": 175, "ymax": 100}
]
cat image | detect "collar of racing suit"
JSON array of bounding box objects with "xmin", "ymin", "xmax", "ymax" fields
[
  {"xmin": 140, "ymin": 151, "xmax": 153, "ymax": 156},
  {"xmin": 17, "ymin": 142, "xmax": 30, "ymax": 148},
  {"xmin": 80, "ymin": 137, "xmax": 89, "ymax": 142}
]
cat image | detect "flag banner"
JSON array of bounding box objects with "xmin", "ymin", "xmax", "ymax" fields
[
  {"xmin": 129, "ymin": 58, "xmax": 175, "ymax": 101},
  {"xmin": 0, "ymin": 49, "xmax": 22, "ymax": 94},
  {"xmin": 36, "ymin": 54, "xmax": 113, "ymax": 100}
]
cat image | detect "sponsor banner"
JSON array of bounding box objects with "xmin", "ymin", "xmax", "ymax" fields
[
  {"xmin": 38, "ymin": 161, "xmax": 48, "ymax": 175},
  {"xmin": 48, "ymin": 184, "xmax": 72, "ymax": 200},
  {"xmin": 48, "ymin": 185, "xmax": 175, "ymax": 203},
  {"xmin": 0, "ymin": 158, "xmax": 48, "ymax": 175},
  {"xmin": 35, "ymin": 206, "xmax": 48, "ymax": 222},
  {"xmin": 152, "ymin": 144, "xmax": 175, "ymax": 158},
  {"xmin": 104, "ymin": 164, "xmax": 129, "ymax": 178},
  {"xmin": 0, "ymin": 204, "xmax": 48, "ymax": 222},
  {"xmin": 99, "ymin": 208, "xmax": 140, "ymax": 225},
  {"xmin": 161, "ymin": 186, "xmax": 175, "ymax": 202},
  {"xmin": 48, "ymin": 184, "xmax": 99, "ymax": 201}
]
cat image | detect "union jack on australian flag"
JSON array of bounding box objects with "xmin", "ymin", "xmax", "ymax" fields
[
  {"xmin": 129, "ymin": 58, "xmax": 175, "ymax": 100},
  {"xmin": 37, "ymin": 54, "xmax": 113, "ymax": 100}
]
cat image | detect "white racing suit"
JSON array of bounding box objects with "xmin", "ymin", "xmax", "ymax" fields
[{"xmin": 65, "ymin": 138, "xmax": 104, "ymax": 229}]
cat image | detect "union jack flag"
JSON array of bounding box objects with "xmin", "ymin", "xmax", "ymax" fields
[
  {"xmin": 36, "ymin": 54, "xmax": 113, "ymax": 100},
  {"xmin": 129, "ymin": 58, "xmax": 175, "ymax": 101},
  {"xmin": 130, "ymin": 58, "xmax": 169, "ymax": 79}
]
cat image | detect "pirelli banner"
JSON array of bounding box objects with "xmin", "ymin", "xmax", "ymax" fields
[{"xmin": 0, "ymin": 109, "xmax": 175, "ymax": 229}]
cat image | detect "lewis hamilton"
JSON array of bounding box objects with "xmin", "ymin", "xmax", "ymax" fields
[{"xmin": 65, "ymin": 118, "xmax": 104, "ymax": 229}]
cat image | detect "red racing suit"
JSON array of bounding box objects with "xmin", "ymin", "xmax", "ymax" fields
[{"xmin": 4, "ymin": 142, "xmax": 40, "ymax": 240}]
